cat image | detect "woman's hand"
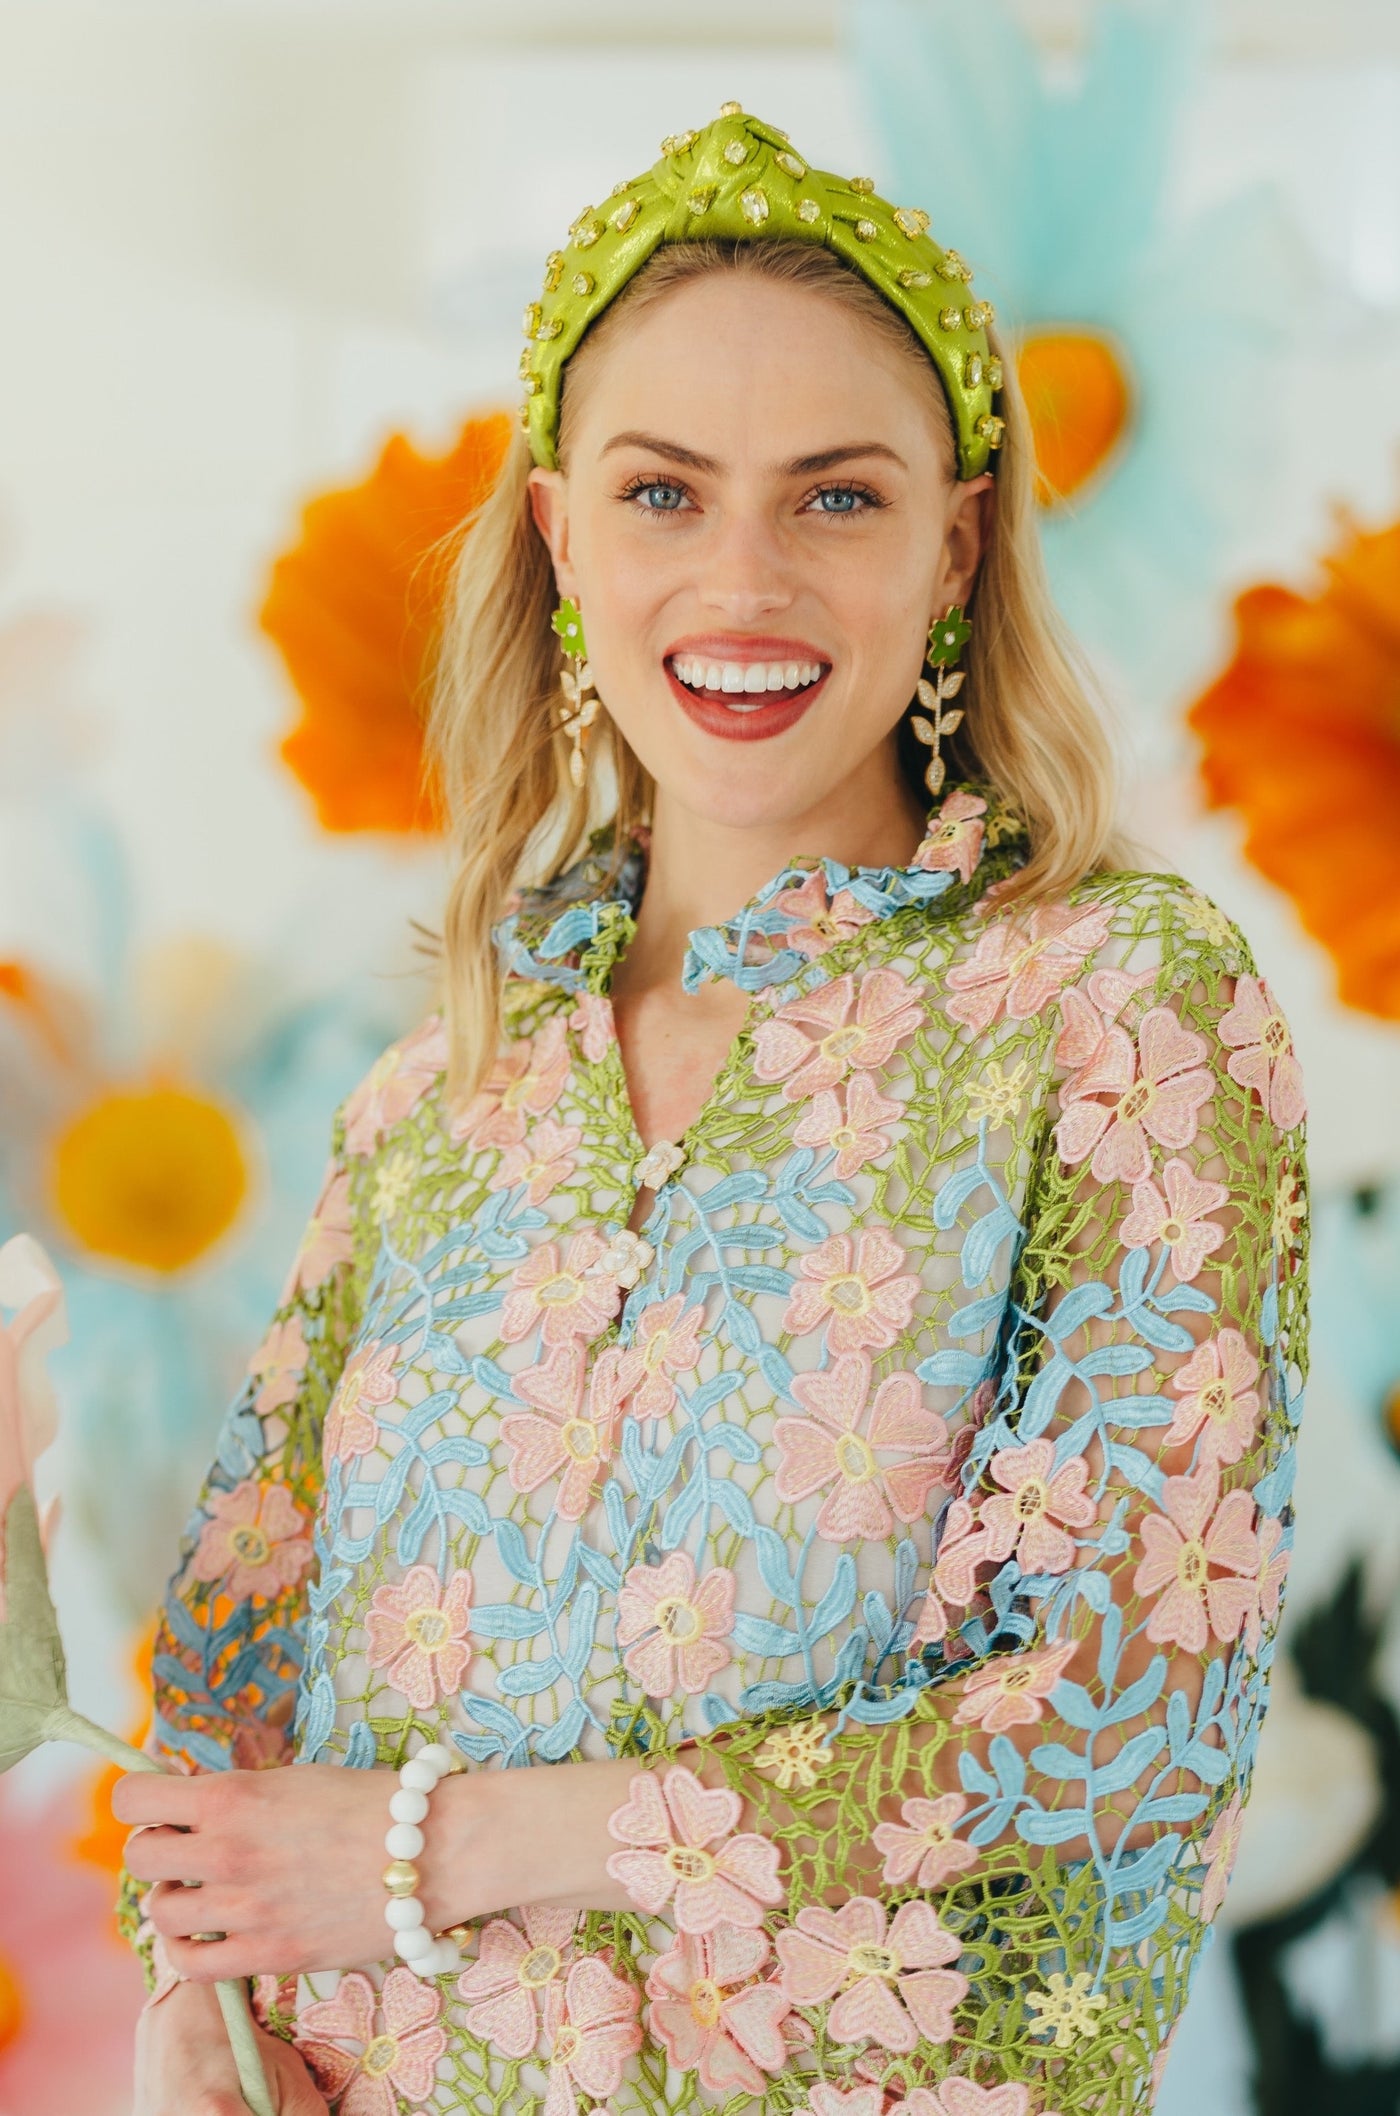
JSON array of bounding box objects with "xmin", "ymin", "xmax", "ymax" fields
[{"xmin": 134, "ymin": 1978, "xmax": 328, "ymax": 2115}]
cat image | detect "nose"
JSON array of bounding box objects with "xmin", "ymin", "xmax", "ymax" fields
[{"xmin": 693, "ymin": 508, "xmax": 796, "ymax": 624}]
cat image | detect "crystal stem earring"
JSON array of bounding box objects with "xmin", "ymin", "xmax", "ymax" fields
[
  {"xmin": 911, "ymin": 605, "xmax": 972, "ymax": 798},
  {"xmin": 551, "ymin": 597, "xmax": 601, "ymax": 789}
]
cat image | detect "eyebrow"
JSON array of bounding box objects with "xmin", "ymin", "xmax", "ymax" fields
[{"xmin": 598, "ymin": 430, "xmax": 908, "ymax": 476}]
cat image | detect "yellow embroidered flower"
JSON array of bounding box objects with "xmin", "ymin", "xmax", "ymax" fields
[
  {"xmin": 1183, "ymin": 891, "xmax": 1236, "ymax": 954},
  {"xmin": 1272, "ymin": 1170, "xmax": 1305, "ymax": 1255},
  {"xmin": 1025, "ymin": 1970, "xmax": 1109, "ymax": 2049},
  {"xmin": 964, "ymin": 1057, "xmax": 1034, "ymax": 1129},
  {"xmin": 371, "ymin": 1149, "xmax": 416, "ymax": 1223},
  {"xmin": 754, "ymin": 1720, "xmax": 829, "ymax": 1790}
]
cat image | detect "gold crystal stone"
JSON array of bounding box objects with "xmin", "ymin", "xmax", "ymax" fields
[
  {"xmin": 543, "ymin": 251, "xmax": 565, "ymax": 292},
  {"xmin": 775, "ymin": 151, "xmax": 806, "ymax": 179},
  {"xmin": 687, "ymin": 185, "xmax": 716, "ymax": 215},
  {"xmin": 965, "ymin": 300, "xmax": 995, "ymax": 330},
  {"xmin": 521, "ymin": 374, "xmax": 540, "ymax": 396},
  {"xmin": 718, "ymin": 99, "xmax": 743, "ymax": 117},
  {"xmin": 610, "ymin": 179, "xmax": 632, "ymax": 197},
  {"xmin": 977, "ymin": 414, "xmax": 1006, "ymax": 447},
  {"xmin": 771, "ymin": 124, "xmax": 790, "ymax": 140},
  {"xmin": 518, "ymin": 401, "xmax": 530, "ymax": 431},
  {"xmin": 939, "ymin": 306, "xmax": 962, "ymax": 331},
  {"xmin": 568, "ymin": 206, "xmax": 595, "ymax": 235},
  {"xmin": 572, "ymin": 271, "xmax": 595, "ymax": 297},
  {"xmin": 383, "ymin": 1861, "xmax": 420, "ymax": 1896},
  {"xmin": 939, "ymin": 249, "xmax": 968, "ymax": 280},
  {"xmin": 965, "ymin": 352, "xmax": 984, "ymax": 390},
  {"xmin": 723, "ymin": 139, "xmax": 747, "ymax": 165},
  {"xmin": 522, "ymin": 300, "xmax": 542, "ymax": 338},
  {"xmin": 574, "ymin": 220, "xmax": 602, "ymax": 248},
  {"xmin": 795, "ymin": 198, "xmax": 820, "ymax": 224},
  {"xmin": 518, "ymin": 346, "xmax": 533, "ymax": 378},
  {"xmin": 898, "ymin": 268, "xmax": 932, "ymax": 289},
  {"xmin": 739, "ymin": 186, "xmax": 770, "ymax": 226},
  {"xmin": 894, "ymin": 206, "xmax": 931, "ymax": 239},
  {"xmin": 610, "ymin": 198, "xmax": 640, "ymax": 231},
  {"xmin": 850, "ymin": 175, "xmax": 876, "ymax": 194},
  {"xmin": 987, "ymin": 356, "xmax": 1004, "ymax": 389},
  {"xmin": 537, "ymin": 317, "xmax": 562, "ymax": 340},
  {"xmin": 853, "ymin": 218, "xmax": 878, "ymax": 242}
]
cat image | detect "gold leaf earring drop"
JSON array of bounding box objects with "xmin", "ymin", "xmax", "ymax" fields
[
  {"xmin": 911, "ymin": 605, "xmax": 972, "ymax": 797},
  {"xmin": 551, "ymin": 597, "xmax": 600, "ymax": 788}
]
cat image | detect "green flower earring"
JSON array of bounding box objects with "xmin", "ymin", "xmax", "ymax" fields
[
  {"xmin": 551, "ymin": 597, "xmax": 600, "ymax": 789},
  {"xmin": 911, "ymin": 604, "xmax": 971, "ymax": 798}
]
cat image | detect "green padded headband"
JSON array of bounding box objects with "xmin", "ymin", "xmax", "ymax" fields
[{"xmin": 520, "ymin": 102, "xmax": 1006, "ymax": 481}]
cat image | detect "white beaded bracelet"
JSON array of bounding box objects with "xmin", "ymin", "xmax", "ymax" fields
[{"xmin": 380, "ymin": 1741, "xmax": 466, "ymax": 1979}]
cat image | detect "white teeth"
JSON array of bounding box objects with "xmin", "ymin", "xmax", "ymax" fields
[{"xmin": 670, "ymin": 655, "xmax": 827, "ymax": 698}]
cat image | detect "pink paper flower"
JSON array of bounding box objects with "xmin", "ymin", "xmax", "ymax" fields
[
  {"xmin": 280, "ymin": 1161, "xmax": 354, "ymax": 1301},
  {"xmin": 1054, "ymin": 1008, "xmax": 1214, "ymax": 1185},
  {"xmin": 250, "ymin": 1312, "xmax": 309, "ymax": 1415},
  {"xmin": 500, "ymin": 1230, "xmax": 624, "ymax": 1347},
  {"xmin": 342, "ymin": 1017, "xmax": 448, "ymax": 1158},
  {"xmin": 490, "ymin": 1116, "xmax": 583, "ymax": 1205},
  {"xmin": 752, "ymin": 968, "xmax": 925, "ymax": 1101},
  {"xmin": 775, "ymin": 1895, "xmax": 967, "ymax": 2053},
  {"xmin": 778, "ymin": 1353, "xmax": 949, "ymax": 1542},
  {"xmin": 452, "ymin": 1014, "xmax": 571, "ymax": 1151},
  {"xmin": 0, "ymin": 1234, "xmax": 64, "ymax": 1622},
  {"xmin": 952, "ymin": 1640, "xmax": 1079, "ymax": 1733},
  {"xmin": 913, "ymin": 789, "xmax": 988, "ymax": 885},
  {"xmin": 1119, "ymin": 1158, "xmax": 1229, "ymax": 1283},
  {"xmin": 646, "ymin": 1926, "xmax": 791, "ymax": 2094},
  {"xmin": 980, "ymin": 1437, "xmax": 1096, "ymax": 1576},
  {"xmin": 456, "ymin": 1907, "xmax": 579, "ymax": 2059},
  {"xmin": 605, "ymin": 1763, "xmax": 784, "ymax": 1932},
  {"xmin": 1198, "ymin": 1795, "xmax": 1245, "ymax": 1923},
  {"xmin": 295, "ymin": 1967, "xmax": 446, "ymax": 2116},
  {"xmin": 783, "ymin": 1230, "xmax": 920, "ymax": 1355},
  {"xmin": 365, "ymin": 1563, "xmax": 474, "ymax": 1710},
  {"xmin": 945, "ymin": 903, "xmax": 1111, "ymax": 1033},
  {"xmin": 873, "ymin": 1792, "xmax": 979, "ymax": 1889},
  {"xmin": 617, "ymin": 1551, "xmax": 736, "ymax": 1696},
  {"xmin": 568, "ymin": 991, "xmax": 614, "ymax": 1064},
  {"xmin": 323, "ymin": 1338, "xmax": 398, "ymax": 1463},
  {"xmin": 618, "ymin": 1293, "xmax": 705, "ymax": 1420},
  {"xmin": 1163, "ymin": 1330, "xmax": 1262, "ymax": 1469},
  {"xmin": 792, "ymin": 1071, "xmax": 904, "ymax": 1181},
  {"xmin": 543, "ymin": 1956, "xmax": 643, "ymax": 2116},
  {"xmin": 501, "ymin": 1342, "xmax": 627, "ymax": 1520},
  {"xmin": 1133, "ymin": 1462, "xmax": 1260, "ymax": 1654},
  {"xmin": 188, "ymin": 1479, "xmax": 312, "ymax": 1600},
  {"xmin": 770, "ymin": 868, "xmax": 878, "ymax": 958},
  {"xmin": 1218, "ymin": 975, "xmax": 1306, "ymax": 1130}
]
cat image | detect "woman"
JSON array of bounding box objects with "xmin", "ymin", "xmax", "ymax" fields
[{"xmin": 116, "ymin": 106, "xmax": 1308, "ymax": 2116}]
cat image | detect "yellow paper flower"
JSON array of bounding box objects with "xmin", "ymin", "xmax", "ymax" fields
[{"xmin": 51, "ymin": 1083, "xmax": 248, "ymax": 1275}]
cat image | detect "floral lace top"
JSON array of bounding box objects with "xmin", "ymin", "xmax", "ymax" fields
[{"xmin": 123, "ymin": 783, "xmax": 1308, "ymax": 2116}]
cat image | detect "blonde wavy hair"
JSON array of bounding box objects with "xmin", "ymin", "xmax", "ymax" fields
[{"xmin": 427, "ymin": 239, "xmax": 1132, "ymax": 1104}]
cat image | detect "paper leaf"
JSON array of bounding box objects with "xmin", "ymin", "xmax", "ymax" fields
[{"xmin": 0, "ymin": 1483, "xmax": 70, "ymax": 1772}]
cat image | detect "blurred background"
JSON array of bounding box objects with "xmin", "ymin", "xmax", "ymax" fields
[{"xmin": 1, "ymin": 2, "xmax": 1399, "ymax": 2109}]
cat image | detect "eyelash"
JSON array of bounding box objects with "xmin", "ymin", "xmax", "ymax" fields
[{"xmin": 616, "ymin": 473, "xmax": 888, "ymax": 520}]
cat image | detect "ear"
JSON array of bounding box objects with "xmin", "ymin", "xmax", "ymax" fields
[
  {"xmin": 527, "ymin": 467, "xmax": 576, "ymax": 600},
  {"xmin": 941, "ymin": 473, "xmax": 996, "ymax": 610}
]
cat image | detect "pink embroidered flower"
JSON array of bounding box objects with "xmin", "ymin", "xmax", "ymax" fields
[
  {"xmin": 1119, "ymin": 1157, "xmax": 1229, "ymax": 1283},
  {"xmin": 456, "ymin": 1907, "xmax": 579, "ymax": 2059},
  {"xmin": 792, "ymin": 1071, "xmax": 904, "ymax": 1181},
  {"xmin": 778, "ymin": 1353, "xmax": 949, "ymax": 1542},
  {"xmin": 1218, "ymin": 975, "xmax": 1306, "ymax": 1130},
  {"xmin": 1055, "ymin": 966, "xmax": 1160, "ymax": 1073},
  {"xmin": 1163, "ymin": 1330, "xmax": 1262, "ymax": 1468},
  {"xmin": 617, "ymin": 1551, "xmax": 736, "ymax": 1696},
  {"xmin": 605, "ymin": 1763, "xmax": 784, "ymax": 1932},
  {"xmin": 775, "ymin": 1896, "xmax": 967, "ymax": 2053},
  {"xmin": 323, "ymin": 1338, "xmax": 398, "ymax": 1463},
  {"xmin": 769, "ymin": 869, "xmax": 877, "ymax": 958},
  {"xmin": 490, "ymin": 1116, "xmax": 583, "ymax": 1205},
  {"xmin": 250, "ymin": 1313, "xmax": 308, "ymax": 1415},
  {"xmin": 568, "ymin": 991, "xmax": 614, "ymax": 1065},
  {"xmin": 501, "ymin": 1343, "xmax": 627, "ymax": 1521},
  {"xmin": 783, "ymin": 1229, "xmax": 920, "ymax": 1355},
  {"xmin": 1054, "ymin": 1008, "xmax": 1214, "ymax": 1185},
  {"xmin": 646, "ymin": 1926, "xmax": 791, "ymax": 2095},
  {"xmin": 1133, "ymin": 1462, "xmax": 1260, "ymax": 1654},
  {"xmin": 952, "ymin": 1640, "xmax": 1079, "ymax": 1733},
  {"xmin": 500, "ymin": 1230, "xmax": 624, "ymax": 1346},
  {"xmin": 280, "ymin": 1162, "xmax": 354, "ymax": 1300},
  {"xmin": 342, "ymin": 1017, "xmax": 448, "ymax": 1158},
  {"xmin": 873, "ymin": 1792, "xmax": 978, "ymax": 1889},
  {"xmin": 543, "ymin": 1957, "xmax": 643, "ymax": 2116},
  {"xmin": 932, "ymin": 1496, "xmax": 992, "ymax": 1608},
  {"xmin": 188, "ymin": 1480, "xmax": 312, "ymax": 1600},
  {"xmin": 365, "ymin": 1563, "xmax": 474, "ymax": 1710},
  {"xmin": 618, "ymin": 1293, "xmax": 705, "ymax": 1420},
  {"xmin": 453, "ymin": 1014, "xmax": 571, "ymax": 1151},
  {"xmin": 980, "ymin": 1438, "xmax": 1096, "ymax": 1576},
  {"xmin": 913, "ymin": 788, "xmax": 987, "ymax": 886},
  {"xmin": 295, "ymin": 1967, "xmax": 446, "ymax": 2116},
  {"xmin": 945, "ymin": 903, "xmax": 1111, "ymax": 1033},
  {"xmin": 752, "ymin": 968, "xmax": 925, "ymax": 1101},
  {"xmin": 1198, "ymin": 1795, "xmax": 1245, "ymax": 1923},
  {"xmin": 889, "ymin": 2085, "xmax": 1053, "ymax": 2116},
  {"xmin": 800, "ymin": 2088, "xmax": 885, "ymax": 2116},
  {"xmin": 1248, "ymin": 1514, "xmax": 1290, "ymax": 1651}
]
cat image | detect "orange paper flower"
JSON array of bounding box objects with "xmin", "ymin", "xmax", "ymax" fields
[
  {"xmin": 1016, "ymin": 328, "xmax": 1134, "ymax": 510},
  {"xmin": 259, "ymin": 413, "xmax": 511, "ymax": 835},
  {"xmin": 1189, "ymin": 509, "xmax": 1400, "ymax": 1020}
]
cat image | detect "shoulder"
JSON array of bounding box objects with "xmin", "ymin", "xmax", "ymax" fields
[{"xmin": 1064, "ymin": 866, "xmax": 1259, "ymax": 986}]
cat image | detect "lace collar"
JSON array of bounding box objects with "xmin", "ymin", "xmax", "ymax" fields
[{"xmin": 493, "ymin": 783, "xmax": 1028, "ymax": 998}]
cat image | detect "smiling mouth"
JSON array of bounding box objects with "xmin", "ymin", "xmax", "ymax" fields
[{"xmin": 666, "ymin": 653, "xmax": 831, "ymax": 713}]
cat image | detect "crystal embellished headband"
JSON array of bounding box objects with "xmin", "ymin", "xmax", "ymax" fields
[{"xmin": 520, "ymin": 102, "xmax": 1006, "ymax": 481}]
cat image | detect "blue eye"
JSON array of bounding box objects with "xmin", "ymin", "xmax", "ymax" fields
[
  {"xmin": 808, "ymin": 482, "xmax": 882, "ymax": 516},
  {"xmin": 816, "ymin": 488, "xmax": 858, "ymax": 512},
  {"xmin": 624, "ymin": 478, "xmax": 689, "ymax": 512}
]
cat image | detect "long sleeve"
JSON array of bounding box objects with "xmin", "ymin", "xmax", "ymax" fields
[{"xmin": 604, "ymin": 896, "xmax": 1307, "ymax": 2102}]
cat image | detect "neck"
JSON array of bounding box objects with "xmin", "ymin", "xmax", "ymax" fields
[{"xmin": 618, "ymin": 742, "xmax": 929, "ymax": 993}]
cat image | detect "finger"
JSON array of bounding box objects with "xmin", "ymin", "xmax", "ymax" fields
[
  {"xmin": 111, "ymin": 1771, "xmax": 205, "ymax": 1828},
  {"xmin": 146, "ymin": 1878, "xmax": 239, "ymax": 1944},
  {"xmin": 123, "ymin": 1823, "xmax": 214, "ymax": 1885},
  {"xmin": 163, "ymin": 1928, "xmax": 292, "ymax": 1984}
]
